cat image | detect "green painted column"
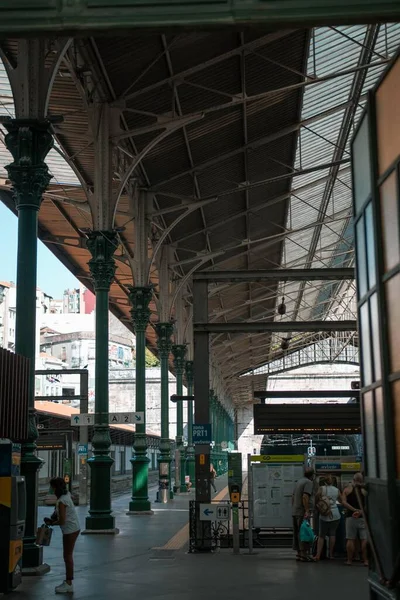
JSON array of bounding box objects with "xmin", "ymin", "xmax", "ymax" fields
[
  {"xmin": 185, "ymin": 360, "xmax": 195, "ymax": 486},
  {"xmin": 215, "ymin": 400, "xmax": 223, "ymax": 475},
  {"xmin": 128, "ymin": 286, "xmax": 153, "ymax": 513},
  {"xmin": 172, "ymin": 344, "xmax": 187, "ymax": 493},
  {"xmin": 210, "ymin": 391, "xmax": 216, "ymax": 469},
  {"xmin": 85, "ymin": 231, "xmax": 117, "ymax": 532},
  {"xmin": 3, "ymin": 118, "xmax": 53, "ymax": 569},
  {"xmin": 156, "ymin": 322, "xmax": 174, "ymax": 500}
]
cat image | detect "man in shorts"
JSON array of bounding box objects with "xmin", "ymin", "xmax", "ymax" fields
[
  {"xmin": 342, "ymin": 472, "xmax": 368, "ymax": 566},
  {"xmin": 292, "ymin": 467, "xmax": 315, "ymax": 561}
]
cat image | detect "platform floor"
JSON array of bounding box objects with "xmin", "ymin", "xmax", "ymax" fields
[{"xmin": 15, "ymin": 478, "xmax": 368, "ymax": 600}]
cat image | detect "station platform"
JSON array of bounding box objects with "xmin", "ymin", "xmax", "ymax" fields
[{"xmin": 15, "ymin": 477, "xmax": 367, "ymax": 600}]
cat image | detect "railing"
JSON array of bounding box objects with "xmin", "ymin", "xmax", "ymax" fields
[
  {"xmin": 189, "ymin": 500, "xmax": 249, "ymax": 552},
  {"xmin": 0, "ymin": 348, "xmax": 29, "ymax": 440}
]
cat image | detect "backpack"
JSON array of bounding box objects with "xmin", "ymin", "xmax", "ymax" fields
[{"xmin": 315, "ymin": 486, "xmax": 332, "ymax": 518}]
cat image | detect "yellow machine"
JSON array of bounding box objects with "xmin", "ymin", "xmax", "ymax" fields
[{"xmin": 0, "ymin": 440, "xmax": 26, "ymax": 593}]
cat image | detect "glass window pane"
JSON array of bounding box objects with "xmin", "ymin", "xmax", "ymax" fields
[
  {"xmin": 356, "ymin": 218, "xmax": 367, "ymax": 299},
  {"xmin": 363, "ymin": 391, "xmax": 377, "ymax": 478},
  {"xmin": 385, "ymin": 274, "xmax": 400, "ymax": 374},
  {"xmin": 353, "ymin": 116, "xmax": 372, "ymax": 212},
  {"xmin": 370, "ymin": 293, "xmax": 381, "ymax": 382},
  {"xmin": 376, "ymin": 58, "xmax": 400, "ymax": 176},
  {"xmin": 374, "ymin": 387, "xmax": 387, "ymax": 480},
  {"xmin": 380, "ymin": 172, "xmax": 400, "ymax": 273},
  {"xmin": 365, "ymin": 202, "xmax": 376, "ymax": 289},
  {"xmin": 392, "ymin": 380, "xmax": 400, "ymax": 478},
  {"xmin": 360, "ymin": 302, "xmax": 372, "ymax": 387}
]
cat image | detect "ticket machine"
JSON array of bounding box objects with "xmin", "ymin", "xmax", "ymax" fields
[{"xmin": 0, "ymin": 439, "xmax": 26, "ymax": 593}]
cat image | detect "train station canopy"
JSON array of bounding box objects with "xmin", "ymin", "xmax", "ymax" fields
[{"xmin": 1, "ymin": 22, "xmax": 398, "ymax": 402}]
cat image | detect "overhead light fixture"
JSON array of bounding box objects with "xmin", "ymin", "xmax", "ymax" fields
[{"xmin": 277, "ymin": 297, "xmax": 286, "ymax": 315}]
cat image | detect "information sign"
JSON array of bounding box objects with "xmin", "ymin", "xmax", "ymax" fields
[
  {"xmin": 192, "ymin": 424, "xmax": 212, "ymax": 444},
  {"xmin": 251, "ymin": 455, "xmax": 304, "ymax": 463},
  {"xmin": 199, "ymin": 503, "xmax": 230, "ymax": 521},
  {"xmin": 71, "ymin": 412, "xmax": 144, "ymax": 426},
  {"xmin": 78, "ymin": 444, "xmax": 88, "ymax": 456}
]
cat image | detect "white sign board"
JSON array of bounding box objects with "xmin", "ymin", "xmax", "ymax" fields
[
  {"xmin": 199, "ymin": 503, "xmax": 230, "ymax": 521},
  {"xmin": 71, "ymin": 414, "xmax": 95, "ymax": 426},
  {"xmin": 71, "ymin": 412, "xmax": 144, "ymax": 426},
  {"xmin": 252, "ymin": 462, "xmax": 304, "ymax": 529},
  {"xmin": 108, "ymin": 412, "xmax": 144, "ymax": 425}
]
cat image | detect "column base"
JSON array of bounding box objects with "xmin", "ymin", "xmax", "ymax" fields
[
  {"xmin": 169, "ymin": 490, "xmax": 174, "ymax": 500},
  {"xmin": 22, "ymin": 564, "xmax": 51, "ymax": 577},
  {"xmin": 127, "ymin": 510, "xmax": 154, "ymax": 516},
  {"xmin": 82, "ymin": 528, "xmax": 120, "ymax": 535},
  {"xmin": 128, "ymin": 498, "xmax": 152, "ymax": 513},
  {"xmin": 84, "ymin": 515, "xmax": 118, "ymax": 533},
  {"xmin": 22, "ymin": 543, "xmax": 44, "ymax": 570}
]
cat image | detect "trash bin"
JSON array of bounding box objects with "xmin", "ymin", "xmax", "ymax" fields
[{"xmin": 159, "ymin": 479, "xmax": 168, "ymax": 504}]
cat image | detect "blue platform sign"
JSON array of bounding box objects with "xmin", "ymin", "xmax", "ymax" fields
[
  {"xmin": 78, "ymin": 444, "xmax": 88, "ymax": 456},
  {"xmin": 192, "ymin": 424, "xmax": 212, "ymax": 444}
]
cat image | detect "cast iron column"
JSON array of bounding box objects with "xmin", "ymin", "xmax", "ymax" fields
[
  {"xmin": 185, "ymin": 360, "xmax": 195, "ymax": 486},
  {"xmin": 3, "ymin": 118, "xmax": 53, "ymax": 569},
  {"xmin": 210, "ymin": 391, "xmax": 216, "ymax": 469},
  {"xmin": 172, "ymin": 344, "xmax": 187, "ymax": 492},
  {"xmin": 85, "ymin": 231, "xmax": 117, "ymax": 532},
  {"xmin": 156, "ymin": 322, "xmax": 174, "ymax": 500},
  {"xmin": 128, "ymin": 286, "xmax": 153, "ymax": 513}
]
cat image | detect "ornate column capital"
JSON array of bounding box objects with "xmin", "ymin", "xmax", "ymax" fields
[
  {"xmin": 1, "ymin": 117, "xmax": 54, "ymax": 210},
  {"xmin": 86, "ymin": 230, "xmax": 117, "ymax": 291},
  {"xmin": 172, "ymin": 344, "xmax": 187, "ymax": 374},
  {"xmin": 155, "ymin": 321, "xmax": 174, "ymax": 359},
  {"xmin": 128, "ymin": 285, "xmax": 153, "ymax": 333}
]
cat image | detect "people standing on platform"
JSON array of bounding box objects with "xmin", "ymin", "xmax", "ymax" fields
[
  {"xmin": 342, "ymin": 472, "xmax": 368, "ymax": 567},
  {"xmin": 210, "ymin": 463, "xmax": 217, "ymax": 493},
  {"xmin": 314, "ymin": 475, "xmax": 343, "ymax": 561},
  {"xmin": 292, "ymin": 467, "xmax": 315, "ymax": 562},
  {"xmin": 45, "ymin": 477, "xmax": 81, "ymax": 594}
]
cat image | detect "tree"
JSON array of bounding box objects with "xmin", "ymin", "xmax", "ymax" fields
[{"xmin": 145, "ymin": 347, "xmax": 160, "ymax": 368}]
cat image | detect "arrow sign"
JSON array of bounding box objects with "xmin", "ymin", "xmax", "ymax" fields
[
  {"xmin": 71, "ymin": 414, "xmax": 94, "ymax": 426},
  {"xmin": 204, "ymin": 508, "xmax": 214, "ymax": 516}
]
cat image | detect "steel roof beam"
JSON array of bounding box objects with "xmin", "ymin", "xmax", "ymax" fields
[
  {"xmin": 170, "ymin": 166, "xmax": 351, "ymax": 246},
  {"xmin": 194, "ymin": 321, "xmax": 357, "ymax": 333},
  {"xmin": 194, "ymin": 268, "xmax": 354, "ymax": 282},
  {"xmin": 121, "ymin": 30, "xmax": 295, "ymax": 102},
  {"xmin": 253, "ymin": 390, "xmax": 359, "ymax": 399},
  {"xmin": 291, "ymin": 25, "xmax": 380, "ymax": 324}
]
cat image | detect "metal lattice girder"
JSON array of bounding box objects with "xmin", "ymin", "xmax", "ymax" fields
[
  {"xmin": 194, "ymin": 320, "xmax": 357, "ymax": 333},
  {"xmin": 194, "ymin": 268, "xmax": 354, "ymax": 282},
  {"xmin": 0, "ymin": 3, "xmax": 400, "ymax": 33},
  {"xmin": 254, "ymin": 390, "xmax": 359, "ymax": 399}
]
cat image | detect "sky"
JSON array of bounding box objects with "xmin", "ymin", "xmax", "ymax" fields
[{"xmin": 0, "ymin": 202, "xmax": 80, "ymax": 299}]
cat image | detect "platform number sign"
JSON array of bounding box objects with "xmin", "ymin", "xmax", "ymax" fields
[{"xmin": 192, "ymin": 424, "xmax": 212, "ymax": 444}]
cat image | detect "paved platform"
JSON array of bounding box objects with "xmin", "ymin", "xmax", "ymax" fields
[{"xmin": 15, "ymin": 477, "xmax": 367, "ymax": 599}]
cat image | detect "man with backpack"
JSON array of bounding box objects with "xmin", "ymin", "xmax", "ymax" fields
[
  {"xmin": 342, "ymin": 472, "xmax": 368, "ymax": 566},
  {"xmin": 314, "ymin": 475, "xmax": 343, "ymax": 561},
  {"xmin": 292, "ymin": 467, "xmax": 315, "ymax": 562}
]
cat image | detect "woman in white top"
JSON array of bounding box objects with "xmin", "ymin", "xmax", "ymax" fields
[
  {"xmin": 45, "ymin": 477, "xmax": 81, "ymax": 594},
  {"xmin": 315, "ymin": 475, "xmax": 343, "ymax": 561}
]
